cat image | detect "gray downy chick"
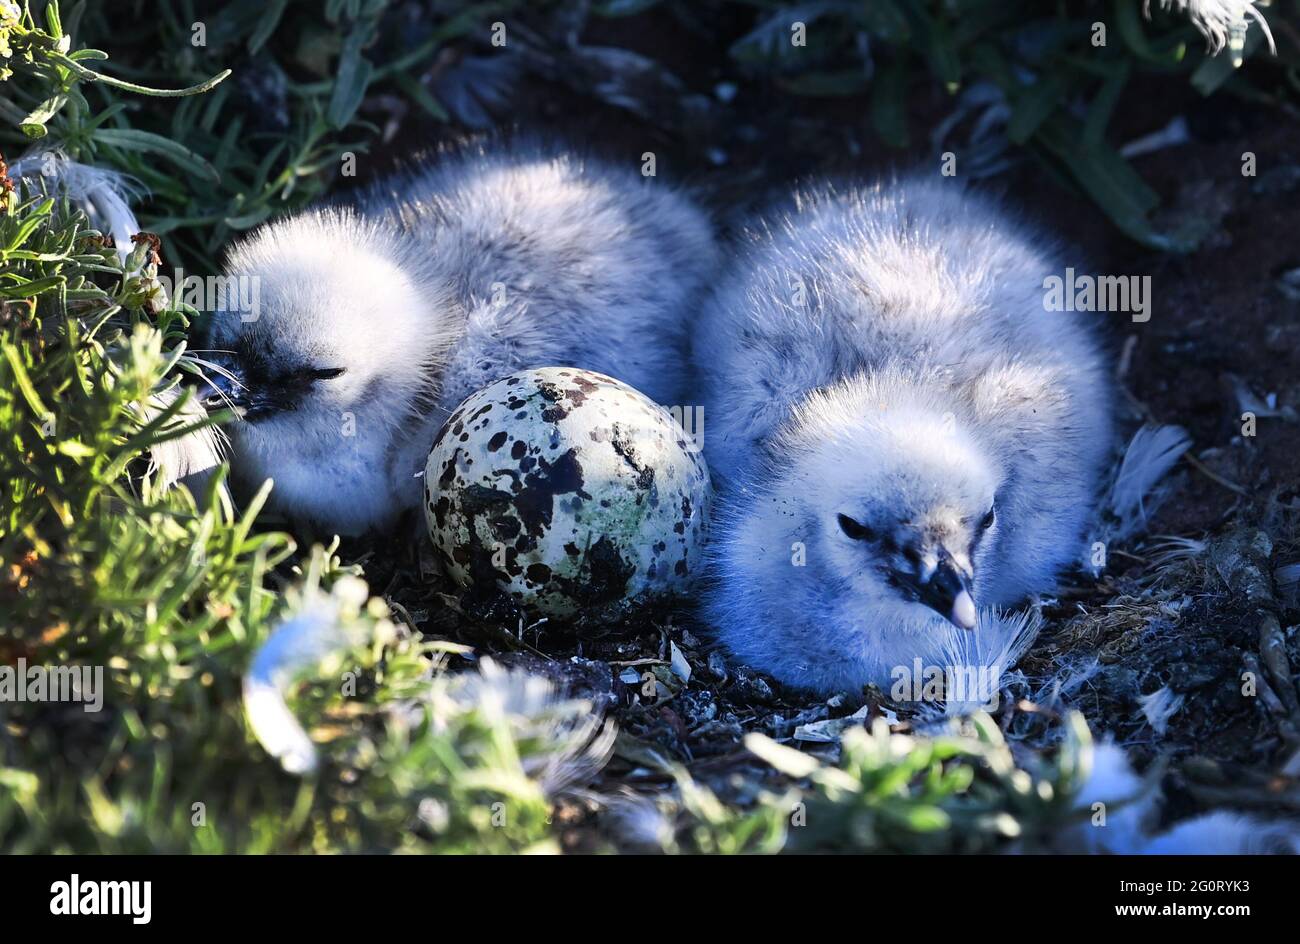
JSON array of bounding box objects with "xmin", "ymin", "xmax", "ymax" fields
[
  {"xmin": 694, "ymin": 177, "xmax": 1114, "ymax": 694},
  {"xmin": 200, "ymin": 140, "xmax": 716, "ymax": 535}
]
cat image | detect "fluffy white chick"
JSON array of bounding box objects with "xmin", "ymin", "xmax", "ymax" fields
[
  {"xmin": 199, "ymin": 140, "xmax": 716, "ymax": 535},
  {"xmin": 695, "ymin": 177, "xmax": 1113, "ymax": 693}
]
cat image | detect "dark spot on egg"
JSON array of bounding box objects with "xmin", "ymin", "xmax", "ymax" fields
[
  {"xmin": 608, "ymin": 423, "xmax": 655, "ymax": 489},
  {"xmin": 438, "ymin": 450, "xmax": 461, "ymax": 488},
  {"xmin": 459, "ymin": 483, "xmax": 513, "ymax": 515},
  {"xmin": 544, "ymin": 535, "xmax": 634, "ymax": 606},
  {"xmin": 503, "ymin": 546, "xmax": 522, "ymax": 576},
  {"xmin": 492, "ymin": 515, "xmax": 521, "ymax": 539},
  {"xmin": 511, "ymin": 448, "xmax": 590, "ymax": 539},
  {"xmin": 487, "ymin": 431, "xmax": 508, "ymax": 452}
]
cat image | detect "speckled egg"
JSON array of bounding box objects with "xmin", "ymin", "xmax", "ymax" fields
[{"xmin": 424, "ymin": 367, "xmax": 711, "ymax": 617}]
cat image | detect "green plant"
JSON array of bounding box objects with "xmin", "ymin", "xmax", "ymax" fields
[
  {"xmin": 705, "ymin": 0, "xmax": 1297, "ymax": 249},
  {"xmin": 656, "ymin": 711, "xmax": 1097, "ymax": 854},
  {"xmin": 2, "ymin": 0, "xmax": 521, "ymax": 271},
  {"xmin": 0, "ymin": 0, "xmax": 577, "ymax": 854}
]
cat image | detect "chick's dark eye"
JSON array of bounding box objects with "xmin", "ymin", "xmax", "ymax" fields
[
  {"xmin": 979, "ymin": 507, "xmax": 996, "ymax": 532},
  {"xmin": 837, "ymin": 513, "xmax": 875, "ymax": 541},
  {"xmin": 306, "ymin": 367, "xmax": 346, "ymax": 381}
]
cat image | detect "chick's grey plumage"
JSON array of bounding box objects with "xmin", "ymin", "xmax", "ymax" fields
[
  {"xmin": 204, "ymin": 142, "xmax": 716, "ymax": 535},
  {"xmin": 696, "ymin": 178, "xmax": 1113, "ymax": 694}
]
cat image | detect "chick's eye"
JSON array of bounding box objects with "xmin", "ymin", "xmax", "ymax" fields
[
  {"xmin": 979, "ymin": 507, "xmax": 996, "ymax": 532},
  {"xmin": 306, "ymin": 367, "xmax": 346, "ymax": 381},
  {"xmin": 837, "ymin": 513, "xmax": 875, "ymax": 541}
]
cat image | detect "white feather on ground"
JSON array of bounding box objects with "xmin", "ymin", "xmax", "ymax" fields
[
  {"xmin": 9, "ymin": 151, "xmax": 142, "ymax": 261},
  {"xmin": 1144, "ymin": 534, "xmax": 1208, "ymax": 569},
  {"xmin": 429, "ymin": 658, "xmax": 616, "ymax": 797},
  {"xmin": 1031, "ymin": 655, "xmax": 1104, "ymax": 711},
  {"xmin": 605, "ymin": 793, "xmax": 677, "ymax": 850},
  {"xmin": 1140, "ymin": 811, "xmax": 1300, "ymax": 854},
  {"xmin": 244, "ymin": 583, "xmax": 614, "ymax": 791},
  {"xmin": 243, "ymin": 575, "xmax": 374, "ymax": 775},
  {"xmin": 1137, "ymin": 685, "xmax": 1185, "ymax": 736},
  {"xmin": 1060, "ymin": 740, "xmax": 1300, "ymax": 854},
  {"xmin": 1103, "ymin": 423, "xmax": 1192, "ymax": 541},
  {"xmin": 915, "ymin": 607, "xmax": 1043, "ymax": 721},
  {"xmin": 1060, "ymin": 740, "xmax": 1161, "ymax": 854}
]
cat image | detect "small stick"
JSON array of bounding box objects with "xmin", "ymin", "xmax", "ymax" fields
[{"xmin": 1181, "ymin": 451, "xmax": 1249, "ymax": 496}]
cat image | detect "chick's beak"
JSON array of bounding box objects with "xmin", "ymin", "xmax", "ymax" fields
[{"xmin": 913, "ymin": 549, "xmax": 978, "ymax": 631}]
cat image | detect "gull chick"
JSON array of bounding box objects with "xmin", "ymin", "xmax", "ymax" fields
[
  {"xmin": 200, "ymin": 141, "xmax": 716, "ymax": 535},
  {"xmin": 695, "ymin": 178, "xmax": 1113, "ymax": 693}
]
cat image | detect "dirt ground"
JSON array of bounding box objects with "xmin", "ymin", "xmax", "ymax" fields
[{"xmin": 328, "ymin": 12, "xmax": 1300, "ymax": 842}]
